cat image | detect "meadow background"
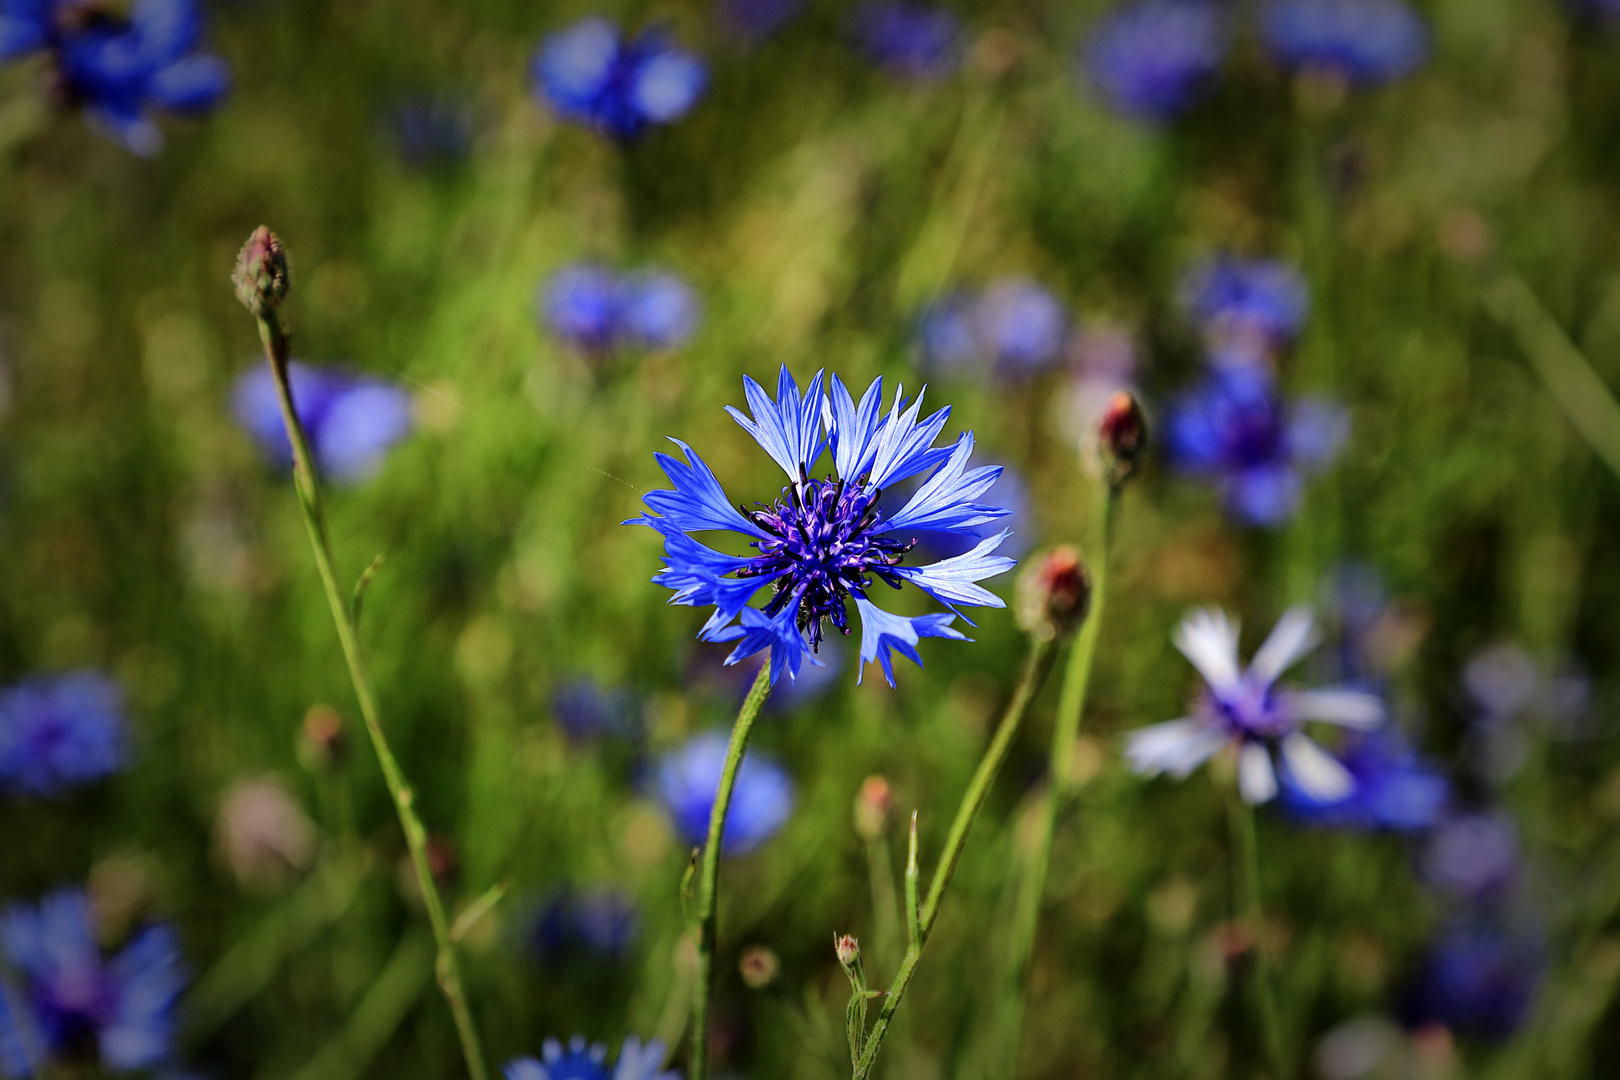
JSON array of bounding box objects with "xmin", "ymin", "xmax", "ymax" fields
[{"xmin": 3, "ymin": 0, "xmax": 1620, "ymax": 1077}]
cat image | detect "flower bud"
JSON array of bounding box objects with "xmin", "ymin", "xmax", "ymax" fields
[
  {"xmin": 216, "ymin": 777, "xmax": 317, "ymax": 894},
  {"xmin": 297, "ymin": 704, "xmax": 347, "ymax": 771},
  {"xmin": 1015, "ymin": 545, "xmax": 1092, "ymax": 642},
  {"xmin": 233, "ymin": 226, "xmax": 290, "ymax": 316},
  {"xmin": 853, "ymin": 775, "xmax": 891, "ymax": 841},
  {"xmin": 739, "ymin": 945, "xmax": 781, "ymax": 989},
  {"xmin": 834, "ymin": 933, "xmax": 861, "ymax": 973},
  {"xmin": 1097, "ymin": 390, "xmax": 1147, "ymax": 486}
]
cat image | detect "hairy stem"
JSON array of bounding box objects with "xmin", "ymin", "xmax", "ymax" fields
[
  {"xmin": 689, "ymin": 660, "xmax": 773, "ymax": 1080},
  {"xmin": 1231, "ymin": 797, "xmax": 1287, "ymax": 1078},
  {"xmin": 852, "ymin": 640, "xmax": 1056, "ymax": 1080},
  {"xmin": 252, "ymin": 311, "xmax": 488, "ymax": 1080}
]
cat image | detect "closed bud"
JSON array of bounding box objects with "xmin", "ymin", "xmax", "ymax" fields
[
  {"xmin": 1097, "ymin": 390, "xmax": 1147, "ymax": 486},
  {"xmin": 1015, "ymin": 545, "xmax": 1092, "ymax": 642},
  {"xmin": 834, "ymin": 933, "xmax": 861, "ymax": 972},
  {"xmin": 739, "ymin": 945, "xmax": 781, "ymax": 989},
  {"xmin": 853, "ymin": 775, "xmax": 891, "ymax": 840},
  {"xmin": 233, "ymin": 226, "xmax": 290, "ymax": 316}
]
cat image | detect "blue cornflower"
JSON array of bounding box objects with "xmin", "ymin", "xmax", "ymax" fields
[
  {"xmin": 1179, "ymin": 255, "xmax": 1310, "ymax": 362},
  {"xmin": 1278, "ymin": 727, "xmax": 1449, "ymax": 832},
  {"xmin": 542, "ymin": 264, "xmax": 622, "ymax": 354},
  {"xmin": 618, "ymin": 271, "xmax": 703, "ymax": 351},
  {"xmin": 531, "ymin": 17, "xmax": 706, "ymax": 139},
  {"xmin": 1166, "ymin": 365, "xmax": 1347, "ymax": 527},
  {"xmin": 1422, "ymin": 812, "xmax": 1521, "ymax": 901},
  {"xmin": 232, "ymin": 361, "xmax": 414, "ymax": 486},
  {"xmin": 1081, "ymin": 0, "xmax": 1229, "ymax": 122},
  {"xmin": 0, "ymin": 889, "xmax": 185, "ymax": 1076},
  {"xmin": 1410, "ymin": 918, "xmax": 1540, "ymax": 1036},
  {"xmin": 0, "ymin": 0, "xmax": 230, "ymax": 156},
  {"xmin": 853, "ymin": 3, "xmax": 961, "ymax": 79},
  {"xmin": 914, "ymin": 292, "xmax": 980, "ymax": 375},
  {"xmin": 658, "ymin": 731, "xmax": 793, "ymax": 854},
  {"xmin": 1126, "ymin": 607, "xmax": 1385, "ymax": 804},
  {"xmin": 387, "ymin": 94, "xmax": 474, "ymax": 168},
  {"xmin": 915, "ymin": 281, "xmax": 1068, "ymax": 379},
  {"xmin": 526, "ymin": 886, "xmax": 639, "ymax": 960},
  {"xmin": 504, "ymin": 1035, "xmax": 676, "ymax": 1080},
  {"xmin": 0, "ymin": 671, "xmax": 126, "ymax": 798},
  {"xmin": 1260, "ymin": 0, "xmax": 1429, "ymax": 88},
  {"xmin": 718, "ymin": 0, "xmax": 807, "ymax": 43},
  {"xmin": 1566, "ymin": 0, "xmax": 1620, "ymax": 21},
  {"xmin": 627, "ymin": 367, "xmax": 1016, "ymax": 685},
  {"xmin": 552, "ymin": 677, "xmax": 639, "ymax": 742},
  {"xmin": 540, "ymin": 265, "xmax": 703, "ymax": 355}
]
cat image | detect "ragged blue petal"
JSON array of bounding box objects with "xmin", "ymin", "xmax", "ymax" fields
[
  {"xmin": 853, "ymin": 598, "xmax": 964, "ymax": 687},
  {"xmin": 725, "ymin": 367, "xmax": 826, "ymax": 480},
  {"xmin": 880, "ymin": 432, "xmax": 1008, "ymax": 535},
  {"xmin": 890, "ymin": 529, "xmax": 1014, "ymax": 615},
  {"xmin": 704, "ymin": 601, "xmax": 816, "ymax": 686},
  {"xmin": 630, "ymin": 438, "xmax": 769, "ymax": 538},
  {"xmin": 146, "ymin": 54, "xmax": 230, "ymax": 112},
  {"xmin": 826, "ymin": 373, "xmax": 887, "ymax": 482},
  {"xmin": 864, "ymin": 385, "xmax": 953, "ymax": 491}
]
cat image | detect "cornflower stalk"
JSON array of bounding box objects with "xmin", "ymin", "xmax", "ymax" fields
[
  {"xmin": 686, "ymin": 660, "xmax": 773, "ymax": 1080},
  {"xmin": 850, "ymin": 638, "xmax": 1058, "ymax": 1080},
  {"xmin": 232, "ymin": 227, "xmax": 488, "ymax": 1080}
]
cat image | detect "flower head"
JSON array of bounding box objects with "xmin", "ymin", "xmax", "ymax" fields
[
  {"xmin": 1179, "ymin": 255, "xmax": 1310, "ymax": 362},
  {"xmin": 1260, "ymin": 0, "xmax": 1429, "ymax": 88},
  {"xmin": 1126, "ymin": 607, "xmax": 1384, "ymax": 803},
  {"xmin": 0, "ymin": 671, "xmax": 126, "ymax": 798},
  {"xmin": 1082, "ymin": 0, "xmax": 1229, "ymax": 122},
  {"xmin": 1409, "ymin": 917, "xmax": 1540, "ymax": 1036},
  {"xmin": 853, "ymin": 3, "xmax": 961, "ymax": 80},
  {"xmin": 1422, "ymin": 812, "xmax": 1521, "ymax": 901},
  {"xmin": 1278, "ymin": 727, "xmax": 1449, "ymax": 832},
  {"xmin": 232, "ymin": 361, "xmax": 414, "ymax": 485},
  {"xmin": 657, "ymin": 731, "xmax": 793, "ymax": 854},
  {"xmin": 552, "ymin": 677, "xmax": 639, "ymax": 742},
  {"xmin": 915, "ymin": 282, "xmax": 1067, "ymax": 379},
  {"xmin": 531, "ymin": 17, "xmax": 706, "ymax": 139},
  {"xmin": 504, "ymin": 1035, "xmax": 676, "ymax": 1080},
  {"xmin": 1166, "ymin": 365, "xmax": 1347, "ymax": 527},
  {"xmin": 525, "ymin": 886, "xmax": 639, "ymax": 961},
  {"xmin": 387, "ymin": 93, "xmax": 475, "ymax": 168},
  {"xmin": 0, "ymin": 889, "xmax": 185, "ymax": 1076},
  {"xmin": 628, "ymin": 367, "xmax": 1015, "ymax": 686},
  {"xmin": 540, "ymin": 264, "xmax": 703, "ymax": 355}
]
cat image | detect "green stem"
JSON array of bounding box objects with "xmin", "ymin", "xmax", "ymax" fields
[
  {"xmin": 252, "ymin": 311, "xmax": 488, "ymax": 1080},
  {"xmin": 1231, "ymin": 797, "xmax": 1286, "ymax": 1078},
  {"xmin": 852, "ymin": 639, "xmax": 1056, "ymax": 1080},
  {"xmin": 689, "ymin": 660, "xmax": 774, "ymax": 1080},
  {"xmin": 992, "ymin": 486, "xmax": 1117, "ymax": 1075}
]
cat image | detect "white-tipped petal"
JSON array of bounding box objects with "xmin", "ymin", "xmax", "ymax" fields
[
  {"xmin": 1124, "ymin": 719, "xmax": 1228, "ymax": 780},
  {"xmin": 1238, "ymin": 742, "xmax": 1278, "ymax": 804},
  {"xmin": 1281, "ymin": 734, "xmax": 1354, "ymax": 802},
  {"xmin": 1173, "ymin": 608, "xmax": 1243, "ymax": 695},
  {"xmin": 1249, "ymin": 606, "xmax": 1319, "ymax": 686},
  {"xmin": 1288, "ymin": 688, "xmax": 1384, "ymax": 729}
]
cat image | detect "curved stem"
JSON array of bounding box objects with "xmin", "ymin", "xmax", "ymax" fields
[
  {"xmin": 1231, "ymin": 797, "xmax": 1286, "ymax": 1078},
  {"xmin": 852, "ymin": 639, "xmax": 1056, "ymax": 1080},
  {"xmin": 253, "ymin": 311, "xmax": 488, "ymax": 1080},
  {"xmin": 689, "ymin": 661, "xmax": 773, "ymax": 1080}
]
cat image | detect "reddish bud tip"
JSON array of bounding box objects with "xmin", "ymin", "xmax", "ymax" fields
[
  {"xmin": 1098, "ymin": 390, "xmax": 1147, "ymax": 486},
  {"xmin": 739, "ymin": 945, "xmax": 781, "ymax": 989},
  {"xmin": 233, "ymin": 226, "xmax": 290, "ymax": 316},
  {"xmin": 834, "ymin": 933, "xmax": 861, "ymax": 971},
  {"xmin": 853, "ymin": 775, "xmax": 892, "ymax": 840},
  {"xmin": 1015, "ymin": 545, "xmax": 1092, "ymax": 641}
]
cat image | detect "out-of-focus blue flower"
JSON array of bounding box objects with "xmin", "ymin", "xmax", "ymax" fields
[
  {"xmin": 1166, "ymin": 365, "xmax": 1348, "ymax": 527},
  {"xmin": 627, "ymin": 367, "xmax": 1016, "ymax": 686},
  {"xmin": 916, "ymin": 281, "xmax": 1069, "ymax": 379},
  {"xmin": 1422, "ymin": 812, "xmax": 1521, "ymax": 901},
  {"xmin": 1260, "ymin": 0, "xmax": 1429, "ymax": 88},
  {"xmin": 915, "ymin": 292, "xmax": 980, "ymax": 374},
  {"xmin": 0, "ymin": 889, "xmax": 185, "ymax": 1076},
  {"xmin": 232, "ymin": 362, "xmax": 414, "ymax": 485},
  {"xmin": 531, "ymin": 17, "xmax": 706, "ymax": 139},
  {"xmin": 718, "ymin": 0, "xmax": 807, "ymax": 42},
  {"xmin": 526, "ymin": 886, "xmax": 639, "ymax": 961},
  {"xmin": 0, "ymin": 671, "xmax": 126, "ymax": 798},
  {"xmin": 1410, "ymin": 918, "xmax": 1540, "ymax": 1036},
  {"xmin": 854, "ymin": 3, "xmax": 961, "ymax": 79},
  {"xmin": 387, "ymin": 94, "xmax": 474, "ymax": 168},
  {"xmin": 1461, "ymin": 643, "xmax": 1596, "ymax": 780},
  {"xmin": 542, "ymin": 264, "xmax": 622, "ymax": 354},
  {"xmin": 657, "ymin": 731, "xmax": 794, "ymax": 853},
  {"xmin": 1126, "ymin": 607, "xmax": 1385, "ymax": 804},
  {"xmin": 1180, "ymin": 256, "xmax": 1310, "ymax": 362},
  {"xmin": 618, "ymin": 271, "xmax": 702, "ymax": 351},
  {"xmin": 504, "ymin": 1035, "xmax": 676, "ymax": 1080},
  {"xmin": 540, "ymin": 264, "xmax": 703, "ymax": 355},
  {"xmin": 552, "ymin": 678, "xmax": 639, "ymax": 742},
  {"xmin": 1082, "ymin": 0, "xmax": 1229, "ymax": 122},
  {"xmin": 1567, "ymin": 0, "xmax": 1620, "ymax": 22},
  {"xmin": 1279, "ymin": 728, "xmax": 1449, "ymax": 832}
]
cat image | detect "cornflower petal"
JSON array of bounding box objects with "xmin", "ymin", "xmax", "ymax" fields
[
  {"xmin": 705, "ymin": 602, "xmax": 816, "ymax": 685},
  {"xmin": 1280, "ymin": 733, "xmax": 1354, "ymax": 802},
  {"xmin": 1124, "ymin": 718, "xmax": 1229, "ymax": 779},
  {"xmin": 853, "ymin": 597, "xmax": 964, "ymax": 687},
  {"xmin": 101, "ymin": 926, "xmax": 185, "ymax": 1070},
  {"xmin": 880, "ymin": 432, "xmax": 1007, "ymax": 534},
  {"xmin": 1248, "ymin": 604, "xmax": 1319, "ymax": 686},
  {"xmin": 1238, "ymin": 742, "xmax": 1278, "ymax": 803},
  {"xmin": 890, "ymin": 529, "xmax": 1014, "ymax": 615},
  {"xmin": 1172, "ymin": 608, "xmax": 1243, "ymax": 695},
  {"xmin": 864, "ymin": 386, "xmax": 954, "ymax": 491},
  {"xmin": 724, "ymin": 368, "xmax": 827, "ymax": 481},
  {"xmin": 630, "ymin": 439, "xmax": 770, "ymax": 539},
  {"xmin": 1285, "ymin": 687, "xmax": 1384, "ymax": 728},
  {"xmin": 826, "ymin": 374, "xmax": 887, "ymax": 482}
]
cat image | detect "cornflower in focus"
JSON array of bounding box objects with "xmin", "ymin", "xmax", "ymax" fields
[
  {"xmin": 853, "ymin": 3, "xmax": 961, "ymax": 80},
  {"xmin": 504, "ymin": 1035, "xmax": 676, "ymax": 1080},
  {"xmin": 0, "ymin": 671, "xmax": 126, "ymax": 798},
  {"xmin": 1260, "ymin": 0, "xmax": 1430, "ymax": 88},
  {"xmin": 1126, "ymin": 607, "xmax": 1384, "ymax": 803},
  {"xmin": 1081, "ymin": 0, "xmax": 1229, "ymax": 122},
  {"xmin": 541, "ymin": 264, "xmax": 703, "ymax": 355},
  {"xmin": 531, "ymin": 17, "xmax": 706, "ymax": 139},
  {"xmin": 628, "ymin": 367, "xmax": 1016, "ymax": 685},
  {"xmin": 0, "ymin": 0, "xmax": 230, "ymax": 156},
  {"xmin": 1165, "ymin": 365, "xmax": 1348, "ymax": 526},
  {"xmin": 232, "ymin": 361, "xmax": 414, "ymax": 485},
  {"xmin": 916, "ymin": 280, "xmax": 1068, "ymax": 379},
  {"xmin": 1180, "ymin": 255, "xmax": 1310, "ymax": 365},
  {"xmin": 658, "ymin": 731, "xmax": 793, "ymax": 853},
  {"xmin": 0, "ymin": 889, "xmax": 185, "ymax": 1076},
  {"xmin": 1278, "ymin": 727, "xmax": 1449, "ymax": 832}
]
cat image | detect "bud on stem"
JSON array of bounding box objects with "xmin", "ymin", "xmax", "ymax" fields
[
  {"xmin": 1015, "ymin": 546, "xmax": 1092, "ymax": 642},
  {"xmin": 1097, "ymin": 390, "xmax": 1147, "ymax": 487},
  {"xmin": 233, "ymin": 226, "xmax": 290, "ymax": 317}
]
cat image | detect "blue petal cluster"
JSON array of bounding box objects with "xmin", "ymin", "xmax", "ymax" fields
[
  {"xmin": 0, "ymin": 0, "xmax": 229, "ymax": 156},
  {"xmin": 388, "ymin": 94, "xmax": 475, "ymax": 168},
  {"xmin": 552, "ymin": 677, "xmax": 639, "ymax": 742},
  {"xmin": 0, "ymin": 889, "xmax": 185, "ymax": 1076},
  {"xmin": 531, "ymin": 17, "xmax": 706, "ymax": 139},
  {"xmin": 541, "ymin": 264, "xmax": 703, "ymax": 355},
  {"xmin": 1278, "ymin": 728, "xmax": 1449, "ymax": 832},
  {"xmin": 232, "ymin": 361, "xmax": 414, "ymax": 486},
  {"xmin": 1082, "ymin": 0, "xmax": 1229, "ymax": 122},
  {"xmin": 1409, "ymin": 918, "xmax": 1541, "ymax": 1035},
  {"xmin": 1180, "ymin": 255, "xmax": 1310, "ymax": 362},
  {"xmin": 658, "ymin": 731, "xmax": 794, "ymax": 854},
  {"xmin": 1260, "ymin": 0, "xmax": 1429, "ymax": 87},
  {"xmin": 628, "ymin": 367, "xmax": 1016, "ymax": 685},
  {"xmin": 505, "ymin": 1035, "xmax": 676, "ymax": 1080},
  {"xmin": 853, "ymin": 3, "xmax": 961, "ymax": 80},
  {"xmin": 1166, "ymin": 366, "xmax": 1347, "ymax": 527},
  {"xmin": 0, "ymin": 671, "xmax": 126, "ymax": 798},
  {"xmin": 916, "ymin": 280, "xmax": 1068, "ymax": 380},
  {"xmin": 526, "ymin": 886, "xmax": 639, "ymax": 960}
]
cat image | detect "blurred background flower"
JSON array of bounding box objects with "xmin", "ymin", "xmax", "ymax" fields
[
  {"xmin": 232, "ymin": 362, "xmax": 414, "ymax": 485},
  {"xmin": 531, "ymin": 17, "xmax": 706, "ymax": 139},
  {"xmin": 0, "ymin": 671, "xmax": 126, "ymax": 799},
  {"xmin": 540, "ymin": 264, "xmax": 703, "ymax": 355},
  {"xmin": 1260, "ymin": 0, "xmax": 1430, "ymax": 88},
  {"xmin": 1081, "ymin": 0, "xmax": 1229, "ymax": 121},
  {"xmin": 657, "ymin": 731, "xmax": 794, "ymax": 854},
  {"xmin": 854, "ymin": 3, "xmax": 962, "ymax": 80}
]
